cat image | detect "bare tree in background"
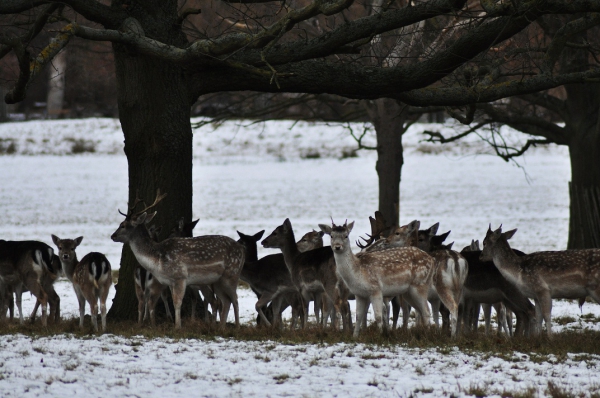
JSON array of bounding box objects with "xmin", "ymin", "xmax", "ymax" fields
[
  {"xmin": 422, "ymin": 14, "xmax": 600, "ymax": 249},
  {"xmin": 2, "ymin": 1, "xmax": 600, "ymax": 319}
]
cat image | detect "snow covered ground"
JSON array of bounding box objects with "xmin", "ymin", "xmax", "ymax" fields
[{"xmin": 0, "ymin": 118, "xmax": 598, "ymax": 397}]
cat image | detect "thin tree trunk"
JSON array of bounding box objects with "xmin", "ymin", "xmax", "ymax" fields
[
  {"xmin": 364, "ymin": 99, "xmax": 409, "ymax": 227},
  {"xmin": 46, "ymin": 48, "xmax": 67, "ymax": 119}
]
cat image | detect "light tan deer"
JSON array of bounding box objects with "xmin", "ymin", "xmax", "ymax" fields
[
  {"xmin": 0, "ymin": 240, "xmax": 55, "ymax": 326},
  {"xmin": 320, "ymin": 221, "xmax": 435, "ymax": 338},
  {"xmin": 480, "ymin": 225, "xmax": 600, "ymax": 336},
  {"xmin": 416, "ymin": 223, "xmax": 469, "ymax": 337},
  {"xmin": 51, "ymin": 235, "xmax": 112, "ymax": 332},
  {"xmin": 111, "ymin": 190, "xmax": 245, "ymax": 329}
]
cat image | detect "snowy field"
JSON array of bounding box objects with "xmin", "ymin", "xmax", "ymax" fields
[{"xmin": 0, "ymin": 118, "xmax": 599, "ymax": 397}]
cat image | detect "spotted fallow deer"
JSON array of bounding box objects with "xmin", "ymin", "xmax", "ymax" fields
[
  {"xmin": 51, "ymin": 235, "xmax": 112, "ymax": 332},
  {"xmin": 0, "ymin": 240, "xmax": 56, "ymax": 326},
  {"xmin": 481, "ymin": 225, "xmax": 600, "ymax": 336},
  {"xmin": 111, "ymin": 190, "xmax": 245, "ymax": 329},
  {"xmin": 262, "ymin": 219, "xmax": 342, "ymax": 330},
  {"xmin": 320, "ymin": 221, "xmax": 435, "ymax": 338},
  {"xmin": 135, "ymin": 219, "xmax": 219, "ymax": 326},
  {"xmin": 415, "ymin": 223, "xmax": 468, "ymax": 337}
]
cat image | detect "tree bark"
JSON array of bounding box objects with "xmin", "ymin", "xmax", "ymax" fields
[
  {"xmin": 566, "ymin": 83, "xmax": 600, "ymax": 249},
  {"xmin": 46, "ymin": 48, "xmax": 67, "ymax": 119},
  {"xmin": 364, "ymin": 99, "xmax": 409, "ymax": 227},
  {"xmin": 107, "ymin": 46, "xmax": 194, "ymax": 320}
]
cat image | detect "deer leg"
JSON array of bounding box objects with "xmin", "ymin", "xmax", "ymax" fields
[
  {"xmin": 354, "ymin": 296, "xmax": 369, "ymax": 338},
  {"xmin": 313, "ymin": 293, "xmax": 322, "ymax": 325},
  {"xmin": 482, "ymin": 303, "xmax": 492, "ymax": 335},
  {"xmin": 14, "ymin": 285, "xmax": 24, "ymax": 324},
  {"xmin": 401, "ymin": 294, "xmax": 411, "ymax": 329},
  {"xmin": 160, "ymin": 289, "xmax": 174, "ymax": 322},
  {"xmin": 428, "ymin": 298, "xmax": 441, "ymax": 327},
  {"xmin": 170, "ymin": 280, "xmax": 186, "ymax": 329},
  {"xmin": 407, "ymin": 286, "xmax": 431, "ymax": 327},
  {"xmin": 391, "ymin": 296, "xmax": 401, "ymax": 330},
  {"xmin": 255, "ymin": 291, "xmax": 275, "ymax": 327},
  {"xmin": 30, "ymin": 300, "xmax": 40, "ymax": 323},
  {"xmin": 26, "ymin": 280, "xmax": 48, "ymax": 326},
  {"xmin": 535, "ymin": 292, "xmax": 553, "ymax": 336},
  {"xmin": 100, "ymin": 285, "xmax": 110, "ymax": 332},
  {"xmin": 370, "ymin": 292, "xmax": 386, "ymax": 335},
  {"xmin": 134, "ymin": 283, "xmax": 144, "ymax": 324},
  {"xmin": 494, "ymin": 303, "xmax": 509, "ymax": 336},
  {"xmin": 199, "ymin": 285, "xmax": 213, "ymax": 323},
  {"xmin": 89, "ymin": 299, "xmax": 99, "ymax": 332},
  {"xmin": 187, "ymin": 287, "xmax": 201, "ymax": 321},
  {"xmin": 74, "ymin": 288, "xmax": 86, "ymax": 330},
  {"xmin": 506, "ymin": 309, "xmax": 514, "ymax": 337}
]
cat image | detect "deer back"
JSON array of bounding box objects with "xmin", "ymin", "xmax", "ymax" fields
[{"xmin": 75, "ymin": 252, "xmax": 111, "ymax": 289}]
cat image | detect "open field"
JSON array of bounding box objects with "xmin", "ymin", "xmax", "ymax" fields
[{"xmin": 0, "ymin": 118, "xmax": 598, "ymax": 397}]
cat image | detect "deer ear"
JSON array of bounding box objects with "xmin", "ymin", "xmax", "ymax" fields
[
  {"xmin": 283, "ymin": 218, "xmax": 292, "ymax": 231},
  {"xmin": 407, "ymin": 220, "xmax": 420, "ymax": 233},
  {"xmin": 429, "ymin": 222, "xmax": 439, "ymax": 236},
  {"xmin": 318, "ymin": 224, "xmax": 332, "ymax": 235},
  {"xmin": 253, "ymin": 230, "xmax": 265, "ymax": 241},
  {"xmin": 145, "ymin": 211, "xmax": 157, "ymax": 224},
  {"xmin": 236, "ymin": 231, "xmax": 245, "ymax": 239},
  {"xmin": 51, "ymin": 234, "xmax": 60, "ymax": 246},
  {"xmin": 133, "ymin": 212, "xmax": 147, "ymax": 226},
  {"xmin": 503, "ymin": 228, "xmax": 517, "ymax": 240},
  {"xmin": 190, "ymin": 219, "xmax": 199, "ymax": 230},
  {"xmin": 347, "ymin": 221, "xmax": 354, "ymax": 233},
  {"xmin": 75, "ymin": 236, "xmax": 83, "ymax": 247}
]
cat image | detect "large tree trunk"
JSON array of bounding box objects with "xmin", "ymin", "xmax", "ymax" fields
[
  {"xmin": 364, "ymin": 99, "xmax": 409, "ymax": 227},
  {"xmin": 566, "ymin": 83, "xmax": 600, "ymax": 249},
  {"xmin": 107, "ymin": 11, "xmax": 195, "ymax": 320}
]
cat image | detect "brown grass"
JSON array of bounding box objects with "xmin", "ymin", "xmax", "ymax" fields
[{"xmin": 1, "ymin": 317, "xmax": 600, "ymax": 359}]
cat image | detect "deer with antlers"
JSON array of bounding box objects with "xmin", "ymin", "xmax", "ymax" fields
[
  {"xmin": 111, "ymin": 190, "xmax": 245, "ymax": 329},
  {"xmin": 481, "ymin": 225, "xmax": 600, "ymax": 336},
  {"xmin": 321, "ymin": 220, "xmax": 435, "ymax": 338}
]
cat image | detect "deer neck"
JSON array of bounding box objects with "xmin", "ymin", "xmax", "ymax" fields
[
  {"xmin": 490, "ymin": 239, "xmax": 522, "ymax": 282},
  {"xmin": 279, "ymin": 230, "xmax": 300, "ymax": 272},
  {"xmin": 61, "ymin": 254, "xmax": 79, "ymax": 282},
  {"xmin": 332, "ymin": 239, "xmax": 359, "ymax": 274},
  {"xmin": 128, "ymin": 226, "xmax": 161, "ymax": 273}
]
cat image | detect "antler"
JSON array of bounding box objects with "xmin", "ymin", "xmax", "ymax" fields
[
  {"xmin": 356, "ymin": 211, "xmax": 390, "ymax": 249},
  {"xmin": 137, "ymin": 189, "xmax": 168, "ymax": 215},
  {"xmin": 118, "ymin": 190, "xmax": 144, "ymax": 218},
  {"xmin": 118, "ymin": 189, "xmax": 167, "ymax": 219}
]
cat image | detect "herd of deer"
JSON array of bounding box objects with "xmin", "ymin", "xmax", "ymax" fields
[{"xmin": 1, "ymin": 190, "xmax": 599, "ymax": 339}]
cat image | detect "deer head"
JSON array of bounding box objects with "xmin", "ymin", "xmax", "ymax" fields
[
  {"xmin": 319, "ymin": 220, "xmax": 354, "ymax": 253},
  {"xmin": 111, "ymin": 190, "xmax": 167, "ymax": 244},
  {"xmin": 51, "ymin": 235, "xmax": 83, "ymax": 262},
  {"xmin": 480, "ymin": 225, "xmax": 518, "ymax": 261}
]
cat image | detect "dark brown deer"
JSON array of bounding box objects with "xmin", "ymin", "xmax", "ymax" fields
[
  {"xmin": 0, "ymin": 240, "xmax": 55, "ymax": 326},
  {"xmin": 321, "ymin": 220, "xmax": 435, "ymax": 338},
  {"xmin": 30, "ymin": 254, "xmax": 62, "ymax": 324},
  {"xmin": 481, "ymin": 225, "xmax": 600, "ymax": 336},
  {"xmin": 51, "ymin": 235, "xmax": 112, "ymax": 331},
  {"xmin": 111, "ymin": 190, "xmax": 245, "ymax": 329},
  {"xmin": 262, "ymin": 219, "xmax": 342, "ymax": 330},
  {"xmin": 236, "ymin": 230, "xmax": 303, "ymax": 328}
]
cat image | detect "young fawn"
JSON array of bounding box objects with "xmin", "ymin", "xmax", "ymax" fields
[{"xmin": 52, "ymin": 235, "xmax": 112, "ymax": 332}]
